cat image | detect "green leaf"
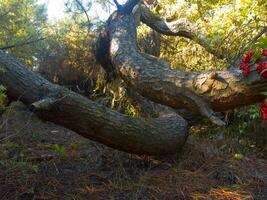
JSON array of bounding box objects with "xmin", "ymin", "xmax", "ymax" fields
[
  {"xmin": 52, "ymin": 144, "xmax": 66, "ymax": 155},
  {"xmin": 0, "ymin": 85, "xmax": 6, "ymax": 93},
  {"xmin": 31, "ymin": 164, "xmax": 39, "ymax": 173},
  {"xmin": 257, "ymin": 37, "xmax": 267, "ymax": 49},
  {"xmin": 261, "ymin": 92, "xmax": 267, "ymax": 96},
  {"xmin": 251, "ymin": 50, "xmax": 261, "ymax": 62},
  {"xmin": 234, "ymin": 153, "xmax": 243, "ymax": 159}
]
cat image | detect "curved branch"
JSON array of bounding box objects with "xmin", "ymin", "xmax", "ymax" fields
[
  {"xmin": 0, "ymin": 50, "xmax": 188, "ymax": 155},
  {"xmin": 139, "ymin": 5, "xmax": 225, "ymax": 59},
  {"xmin": 75, "ymin": 0, "xmax": 90, "ymax": 25},
  {"xmin": 105, "ymin": 12, "xmax": 267, "ymax": 125}
]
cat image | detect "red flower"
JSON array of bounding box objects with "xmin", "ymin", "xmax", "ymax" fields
[
  {"xmin": 256, "ymin": 62, "xmax": 267, "ymax": 78},
  {"xmin": 262, "ymin": 49, "xmax": 267, "ymax": 57},
  {"xmin": 260, "ymin": 103, "xmax": 267, "ymax": 121},
  {"xmin": 240, "ymin": 62, "xmax": 250, "ymax": 77},
  {"xmin": 241, "ymin": 51, "xmax": 254, "ymax": 63}
]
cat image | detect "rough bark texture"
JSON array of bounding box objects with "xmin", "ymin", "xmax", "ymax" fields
[
  {"xmin": 102, "ymin": 12, "xmax": 267, "ymax": 125},
  {"xmin": 0, "ymin": 50, "xmax": 188, "ymax": 155}
]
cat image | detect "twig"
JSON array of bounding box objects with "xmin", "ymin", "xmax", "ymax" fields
[
  {"xmin": 233, "ymin": 26, "xmax": 267, "ymax": 65},
  {"xmin": 75, "ymin": 0, "xmax": 90, "ymax": 25},
  {"xmin": 113, "ymin": 0, "xmax": 122, "ymax": 10},
  {"xmin": 0, "ymin": 38, "xmax": 45, "ymax": 50}
]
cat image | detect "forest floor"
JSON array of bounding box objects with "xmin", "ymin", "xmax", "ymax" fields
[{"xmin": 0, "ymin": 102, "xmax": 266, "ymax": 200}]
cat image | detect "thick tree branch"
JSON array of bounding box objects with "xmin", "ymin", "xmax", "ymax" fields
[
  {"xmin": 139, "ymin": 4, "xmax": 225, "ymax": 59},
  {"xmin": 0, "ymin": 49, "xmax": 188, "ymax": 155},
  {"xmin": 101, "ymin": 12, "xmax": 267, "ymax": 125}
]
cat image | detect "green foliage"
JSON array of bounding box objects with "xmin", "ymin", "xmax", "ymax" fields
[
  {"xmin": 155, "ymin": 0, "xmax": 267, "ymax": 71},
  {"xmin": 126, "ymin": 104, "xmax": 140, "ymax": 117},
  {"xmin": 0, "ymin": 85, "xmax": 7, "ymax": 113},
  {"xmin": 254, "ymin": 37, "xmax": 267, "ymax": 49},
  {"xmin": 251, "ymin": 50, "xmax": 262, "ymax": 62},
  {"xmin": 43, "ymin": 144, "xmax": 67, "ymax": 156},
  {"xmin": 35, "ymin": 11, "xmax": 102, "ymax": 95},
  {"xmin": 234, "ymin": 153, "xmax": 243, "ymax": 159},
  {"xmin": 234, "ymin": 105, "xmax": 260, "ymax": 138},
  {"xmin": 0, "ymin": 0, "xmax": 47, "ymax": 67}
]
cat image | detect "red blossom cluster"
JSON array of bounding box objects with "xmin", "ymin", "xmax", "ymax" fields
[
  {"xmin": 240, "ymin": 49, "xmax": 267, "ymax": 121},
  {"xmin": 241, "ymin": 51, "xmax": 255, "ymax": 64},
  {"xmin": 240, "ymin": 51, "xmax": 254, "ymax": 77},
  {"xmin": 262, "ymin": 49, "xmax": 267, "ymax": 57},
  {"xmin": 240, "ymin": 62, "xmax": 250, "ymax": 77},
  {"xmin": 260, "ymin": 103, "xmax": 267, "ymax": 121},
  {"xmin": 240, "ymin": 49, "xmax": 267, "ymax": 78},
  {"xmin": 256, "ymin": 62, "xmax": 267, "ymax": 78}
]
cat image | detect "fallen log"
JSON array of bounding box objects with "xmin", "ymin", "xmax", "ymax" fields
[{"xmin": 0, "ymin": 50, "xmax": 188, "ymax": 155}]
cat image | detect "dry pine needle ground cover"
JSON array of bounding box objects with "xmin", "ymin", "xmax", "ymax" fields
[{"xmin": 0, "ymin": 102, "xmax": 266, "ymax": 200}]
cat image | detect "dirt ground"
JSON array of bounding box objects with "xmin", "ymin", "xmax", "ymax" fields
[{"xmin": 0, "ymin": 102, "xmax": 266, "ymax": 200}]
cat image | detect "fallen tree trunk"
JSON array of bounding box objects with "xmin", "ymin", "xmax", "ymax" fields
[{"xmin": 0, "ymin": 50, "xmax": 188, "ymax": 155}]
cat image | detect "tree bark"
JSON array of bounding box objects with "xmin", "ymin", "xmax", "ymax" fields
[
  {"xmin": 102, "ymin": 12, "xmax": 267, "ymax": 125},
  {"xmin": 0, "ymin": 50, "xmax": 188, "ymax": 155}
]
